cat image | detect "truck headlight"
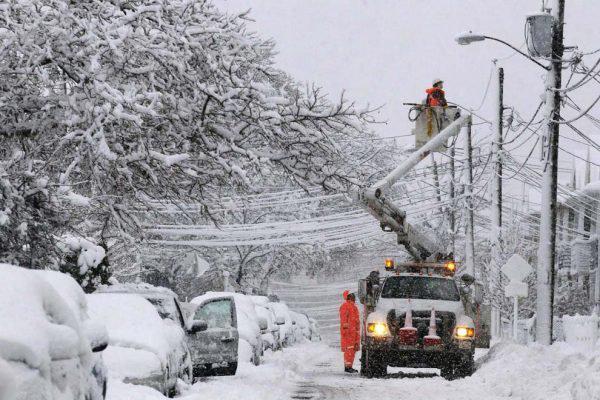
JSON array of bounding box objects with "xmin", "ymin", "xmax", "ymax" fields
[
  {"xmin": 454, "ymin": 326, "xmax": 475, "ymax": 338},
  {"xmin": 367, "ymin": 322, "xmax": 389, "ymax": 336}
]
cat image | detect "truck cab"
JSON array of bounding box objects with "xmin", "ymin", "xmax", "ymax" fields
[{"xmin": 358, "ymin": 259, "xmax": 489, "ymax": 379}]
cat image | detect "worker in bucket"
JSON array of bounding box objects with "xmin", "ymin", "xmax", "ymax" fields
[
  {"xmin": 425, "ymin": 78, "xmax": 448, "ymax": 107},
  {"xmin": 339, "ymin": 290, "xmax": 360, "ymax": 373}
]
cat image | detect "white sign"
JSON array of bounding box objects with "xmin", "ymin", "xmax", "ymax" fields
[
  {"xmin": 501, "ymin": 254, "xmax": 533, "ymax": 283},
  {"xmin": 505, "ymin": 281, "xmax": 528, "ymax": 298},
  {"xmin": 501, "ymin": 254, "xmax": 534, "ymax": 341}
]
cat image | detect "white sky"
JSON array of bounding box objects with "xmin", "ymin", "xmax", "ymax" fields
[{"xmin": 217, "ymin": 0, "xmax": 600, "ymax": 190}]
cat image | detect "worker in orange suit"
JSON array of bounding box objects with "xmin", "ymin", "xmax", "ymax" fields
[
  {"xmin": 425, "ymin": 78, "xmax": 448, "ymax": 107},
  {"xmin": 339, "ymin": 290, "xmax": 360, "ymax": 373}
]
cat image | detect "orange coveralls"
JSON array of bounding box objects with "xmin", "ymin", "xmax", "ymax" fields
[{"xmin": 339, "ymin": 290, "xmax": 360, "ymax": 368}]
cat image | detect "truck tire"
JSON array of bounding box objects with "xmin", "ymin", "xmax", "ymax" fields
[
  {"xmin": 454, "ymin": 354, "xmax": 474, "ymax": 378},
  {"xmin": 360, "ymin": 349, "xmax": 386, "ymax": 378},
  {"xmin": 441, "ymin": 353, "xmax": 474, "ymax": 380},
  {"xmin": 223, "ymin": 362, "xmax": 238, "ymax": 376}
]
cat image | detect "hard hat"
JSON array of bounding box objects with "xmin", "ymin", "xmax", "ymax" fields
[{"xmin": 432, "ymin": 78, "xmax": 444, "ymax": 86}]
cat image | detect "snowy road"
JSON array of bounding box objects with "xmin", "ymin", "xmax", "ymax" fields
[{"xmin": 109, "ymin": 341, "xmax": 600, "ymax": 400}]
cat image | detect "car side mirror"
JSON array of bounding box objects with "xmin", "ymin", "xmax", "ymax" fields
[
  {"xmin": 258, "ymin": 317, "xmax": 268, "ymax": 332},
  {"xmin": 275, "ymin": 316, "xmax": 285, "ymax": 325},
  {"xmin": 188, "ymin": 320, "xmax": 208, "ymax": 334},
  {"xmin": 84, "ymin": 320, "xmax": 109, "ymax": 353}
]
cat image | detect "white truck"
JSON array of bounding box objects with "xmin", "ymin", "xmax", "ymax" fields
[
  {"xmin": 355, "ymin": 112, "xmax": 490, "ymax": 379},
  {"xmin": 358, "ymin": 260, "xmax": 488, "ymax": 379}
]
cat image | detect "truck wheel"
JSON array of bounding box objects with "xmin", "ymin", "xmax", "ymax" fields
[
  {"xmin": 223, "ymin": 362, "xmax": 238, "ymax": 376},
  {"xmin": 360, "ymin": 349, "xmax": 386, "ymax": 378},
  {"xmin": 454, "ymin": 354, "xmax": 474, "ymax": 378},
  {"xmin": 441, "ymin": 354, "xmax": 474, "ymax": 380}
]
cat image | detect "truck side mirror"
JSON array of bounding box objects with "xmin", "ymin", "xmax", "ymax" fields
[
  {"xmin": 358, "ymin": 279, "xmax": 367, "ymax": 304},
  {"xmin": 460, "ymin": 273, "xmax": 475, "ymax": 286}
]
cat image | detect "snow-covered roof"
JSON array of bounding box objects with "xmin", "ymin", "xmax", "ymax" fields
[{"xmin": 96, "ymin": 282, "xmax": 178, "ymax": 299}]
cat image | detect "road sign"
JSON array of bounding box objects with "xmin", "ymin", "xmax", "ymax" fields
[
  {"xmin": 505, "ymin": 281, "xmax": 528, "ymax": 298},
  {"xmin": 501, "ymin": 254, "xmax": 533, "ymax": 283},
  {"xmin": 501, "ymin": 254, "xmax": 534, "ymax": 341}
]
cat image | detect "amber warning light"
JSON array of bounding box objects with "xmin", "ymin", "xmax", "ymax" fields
[
  {"xmin": 384, "ymin": 258, "xmax": 395, "ymax": 270},
  {"xmin": 445, "ymin": 261, "xmax": 456, "ymax": 272}
]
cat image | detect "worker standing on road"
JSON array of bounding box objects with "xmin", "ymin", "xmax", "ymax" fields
[
  {"xmin": 425, "ymin": 78, "xmax": 448, "ymax": 107},
  {"xmin": 339, "ymin": 290, "xmax": 360, "ymax": 373}
]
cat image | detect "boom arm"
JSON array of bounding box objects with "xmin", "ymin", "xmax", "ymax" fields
[{"xmin": 357, "ymin": 114, "xmax": 471, "ymax": 261}]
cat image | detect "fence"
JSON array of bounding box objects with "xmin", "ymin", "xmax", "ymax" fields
[{"xmin": 494, "ymin": 313, "xmax": 598, "ymax": 348}]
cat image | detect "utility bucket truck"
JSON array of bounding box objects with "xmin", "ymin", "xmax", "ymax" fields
[{"xmin": 355, "ymin": 113, "xmax": 491, "ymax": 379}]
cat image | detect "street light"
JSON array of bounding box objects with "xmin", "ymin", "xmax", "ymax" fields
[
  {"xmin": 455, "ymin": 31, "xmax": 550, "ymax": 70},
  {"xmin": 456, "ymin": 0, "xmax": 565, "ymax": 346}
]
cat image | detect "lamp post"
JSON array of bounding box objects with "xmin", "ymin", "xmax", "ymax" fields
[{"xmin": 456, "ymin": 0, "xmax": 565, "ymax": 345}]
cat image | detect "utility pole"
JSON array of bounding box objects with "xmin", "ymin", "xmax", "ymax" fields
[
  {"xmin": 536, "ymin": 0, "xmax": 565, "ymax": 345},
  {"xmin": 449, "ymin": 144, "xmax": 456, "ymax": 255},
  {"xmin": 490, "ymin": 66, "xmax": 504, "ymax": 336},
  {"xmin": 491, "ymin": 66, "xmax": 504, "ymax": 241},
  {"xmin": 464, "ymin": 117, "xmax": 475, "ymax": 279}
]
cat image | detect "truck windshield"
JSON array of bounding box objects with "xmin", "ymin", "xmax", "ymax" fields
[{"xmin": 381, "ymin": 276, "xmax": 460, "ymax": 301}]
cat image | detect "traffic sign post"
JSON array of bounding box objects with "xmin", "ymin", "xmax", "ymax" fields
[{"xmin": 501, "ymin": 254, "xmax": 533, "ymax": 340}]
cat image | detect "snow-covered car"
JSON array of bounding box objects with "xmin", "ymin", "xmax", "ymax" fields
[
  {"xmin": 187, "ymin": 293, "xmax": 239, "ymax": 377},
  {"xmin": 0, "ymin": 264, "xmax": 109, "ymax": 400},
  {"xmin": 308, "ymin": 317, "xmax": 321, "ymax": 342},
  {"xmin": 290, "ymin": 311, "xmax": 311, "ymax": 342},
  {"xmin": 250, "ymin": 296, "xmax": 281, "ymax": 352},
  {"xmin": 96, "ymin": 283, "xmax": 187, "ymax": 330},
  {"xmin": 33, "ymin": 270, "xmax": 109, "ymax": 400},
  {"xmin": 87, "ymin": 293, "xmax": 191, "ymax": 397},
  {"xmin": 267, "ymin": 301, "xmax": 294, "ymax": 347}
]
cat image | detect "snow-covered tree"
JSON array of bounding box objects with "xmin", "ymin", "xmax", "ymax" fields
[{"xmin": 0, "ymin": 0, "xmax": 377, "ymax": 273}]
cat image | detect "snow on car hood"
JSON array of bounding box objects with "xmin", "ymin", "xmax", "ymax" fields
[
  {"xmin": 102, "ymin": 346, "xmax": 162, "ymax": 380},
  {"xmin": 87, "ymin": 293, "xmax": 183, "ymax": 366}
]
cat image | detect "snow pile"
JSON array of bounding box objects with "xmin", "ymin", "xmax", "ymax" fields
[{"xmin": 476, "ymin": 342, "xmax": 600, "ymax": 400}]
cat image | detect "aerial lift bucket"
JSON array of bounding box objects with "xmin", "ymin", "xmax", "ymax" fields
[{"xmin": 409, "ymin": 105, "xmax": 460, "ymax": 152}]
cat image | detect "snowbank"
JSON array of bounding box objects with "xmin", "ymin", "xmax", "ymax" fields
[{"xmin": 476, "ymin": 341, "xmax": 600, "ymax": 399}]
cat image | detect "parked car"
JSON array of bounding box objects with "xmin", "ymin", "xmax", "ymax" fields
[
  {"xmin": 87, "ymin": 292, "xmax": 191, "ymax": 397},
  {"xmin": 34, "ymin": 270, "xmax": 109, "ymax": 400},
  {"xmin": 189, "ymin": 292, "xmax": 266, "ymax": 374},
  {"xmin": 187, "ymin": 293, "xmax": 239, "ymax": 377},
  {"xmin": 96, "ymin": 283, "xmax": 187, "ymax": 330},
  {"xmin": 250, "ymin": 296, "xmax": 281, "ymax": 352},
  {"xmin": 308, "ymin": 317, "xmax": 321, "ymax": 342},
  {"xmin": 267, "ymin": 301, "xmax": 294, "ymax": 347},
  {"xmin": 0, "ymin": 264, "xmax": 108, "ymax": 400},
  {"xmin": 290, "ymin": 311, "xmax": 311, "ymax": 342}
]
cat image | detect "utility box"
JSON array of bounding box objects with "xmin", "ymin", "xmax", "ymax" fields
[
  {"xmin": 412, "ymin": 105, "xmax": 460, "ymax": 152},
  {"xmin": 526, "ymin": 13, "xmax": 554, "ymax": 58}
]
